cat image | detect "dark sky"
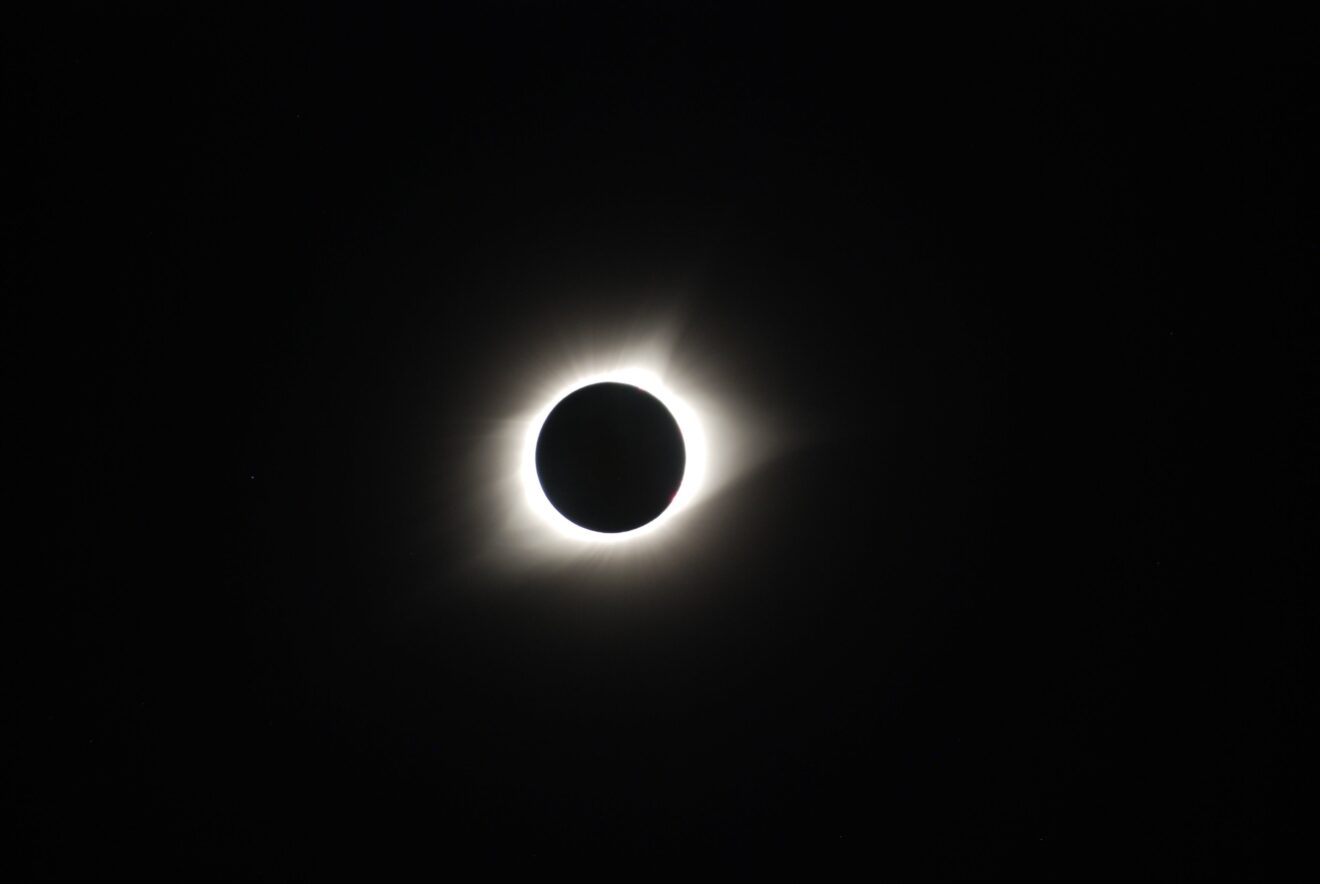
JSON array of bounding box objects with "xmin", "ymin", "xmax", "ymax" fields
[{"xmin": 12, "ymin": 3, "xmax": 1316, "ymax": 879}]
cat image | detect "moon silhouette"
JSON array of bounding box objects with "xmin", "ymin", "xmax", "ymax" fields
[{"xmin": 534, "ymin": 382, "xmax": 686, "ymax": 533}]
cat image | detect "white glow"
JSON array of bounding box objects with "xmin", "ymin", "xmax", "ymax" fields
[
  {"xmin": 520, "ymin": 368, "xmax": 707, "ymax": 543},
  {"xmin": 454, "ymin": 311, "xmax": 783, "ymax": 580}
]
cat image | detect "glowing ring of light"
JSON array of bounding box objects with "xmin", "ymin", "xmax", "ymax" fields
[{"xmin": 520, "ymin": 368, "xmax": 707, "ymax": 542}]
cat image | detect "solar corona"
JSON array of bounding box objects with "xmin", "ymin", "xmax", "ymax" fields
[{"xmin": 519, "ymin": 367, "xmax": 708, "ymax": 544}]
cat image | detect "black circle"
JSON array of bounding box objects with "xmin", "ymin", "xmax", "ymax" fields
[{"xmin": 534, "ymin": 382, "xmax": 687, "ymax": 533}]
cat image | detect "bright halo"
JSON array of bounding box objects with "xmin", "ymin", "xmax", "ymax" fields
[
  {"xmin": 459, "ymin": 312, "xmax": 780, "ymax": 579},
  {"xmin": 520, "ymin": 368, "xmax": 707, "ymax": 543}
]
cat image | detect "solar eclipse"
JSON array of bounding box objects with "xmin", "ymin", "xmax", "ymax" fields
[
  {"xmin": 470, "ymin": 314, "xmax": 779, "ymax": 573},
  {"xmin": 518, "ymin": 365, "xmax": 710, "ymax": 545},
  {"xmin": 534, "ymin": 382, "xmax": 686, "ymax": 534}
]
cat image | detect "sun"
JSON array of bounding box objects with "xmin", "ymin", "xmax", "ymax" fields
[
  {"xmin": 520, "ymin": 367, "xmax": 707, "ymax": 543},
  {"xmin": 461, "ymin": 315, "xmax": 777, "ymax": 577}
]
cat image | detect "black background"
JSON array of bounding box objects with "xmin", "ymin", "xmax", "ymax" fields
[{"xmin": 10, "ymin": 3, "xmax": 1316, "ymax": 878}]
